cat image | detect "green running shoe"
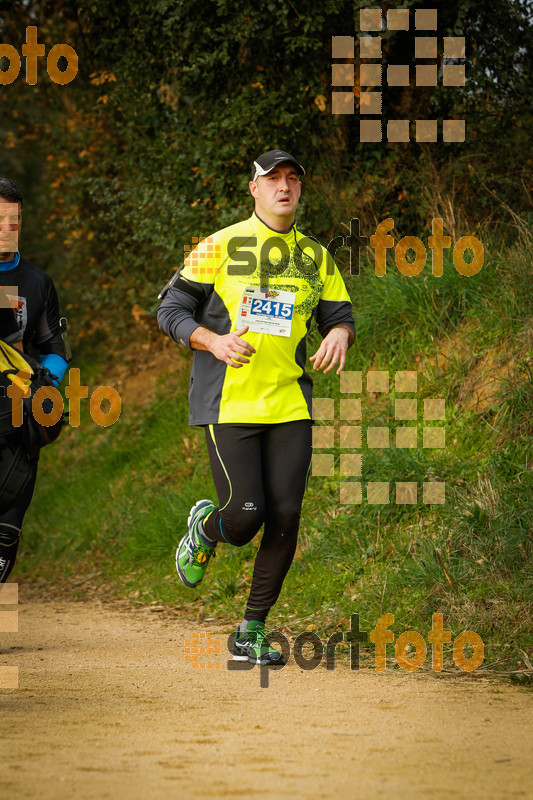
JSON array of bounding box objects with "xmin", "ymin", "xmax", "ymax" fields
[
  {"xmin": 233, "ymin": 620, "xmax": 285, "ymax": 665},
  {"xmin": 176, "ymin": 499, "xmax": 217, "ymax": 588}
]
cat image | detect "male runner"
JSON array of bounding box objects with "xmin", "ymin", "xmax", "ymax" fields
[
  {"xmin": 158, "ymin": 150, "xmax": 354, "ymax": 664},
  {"xmin": 0, "ymin": 177, "xmax": 70, "ymax": 583}
]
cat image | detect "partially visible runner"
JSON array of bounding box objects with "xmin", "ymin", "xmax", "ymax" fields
[
  {"xmin": 158, "ymin": 150, "xmax": 355, "ymax": 664},
  {"xmin": 0, "ymin": 178, "xmax": 70, "ymax": 583}
]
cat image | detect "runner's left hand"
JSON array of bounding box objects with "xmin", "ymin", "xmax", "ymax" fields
[{"xmin": 309, "ymin": 327, "xmax": 351, "ymax": 375}]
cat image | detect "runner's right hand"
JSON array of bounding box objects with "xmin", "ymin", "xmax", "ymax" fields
[{"xmin": 211, "ymin": 325, "xmax": 256, "ymax": 368}]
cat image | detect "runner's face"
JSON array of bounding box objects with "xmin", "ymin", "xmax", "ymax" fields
[
  {"xmin": 249, "ymin": 163, "xmax": 302, "ymax": 230},
  {"xmin": 0, "ymin": 198, "xmax": 21, "ymax": 260}
]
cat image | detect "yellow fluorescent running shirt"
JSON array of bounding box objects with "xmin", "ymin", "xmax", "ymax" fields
[{"xmin": 157, "ymin": 213, "xmax": 355, "ymax": 426}]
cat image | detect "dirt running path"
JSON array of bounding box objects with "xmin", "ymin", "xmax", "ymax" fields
[{"xmin": 1, "ymin": 589, "xmax": 532, "ymax": 799}]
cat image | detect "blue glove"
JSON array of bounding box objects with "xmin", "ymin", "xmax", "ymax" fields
[{"xmin": 40, "ymin": 354, "xmax": 68, "ymax": 387}]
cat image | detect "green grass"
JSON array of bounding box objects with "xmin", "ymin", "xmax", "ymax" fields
[{"xmin": 17, "ymin": 236, "xmax": 533, "ymax": 675}]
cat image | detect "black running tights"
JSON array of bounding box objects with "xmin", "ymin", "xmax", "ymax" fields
[
  {"xmin": 203, "ymin": 420, "xmax": 312, "ymax": 623},
  {"xmin": 0, "ymin": 457, "xmax": 38, "ymax": 583}
]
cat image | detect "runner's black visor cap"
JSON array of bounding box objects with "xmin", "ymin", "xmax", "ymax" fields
[{"xmin": 252, "ymin": 150, "xmax": 306, "ymax": 182}]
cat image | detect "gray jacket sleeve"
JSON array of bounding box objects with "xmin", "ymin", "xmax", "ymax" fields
[
  {"xmin": 157, "ymin": 270, "xmax": 214, "ymax": 349},
  {"xmin": 157, "ymin": 285, "xmax": 201, "ymax": 349}
]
